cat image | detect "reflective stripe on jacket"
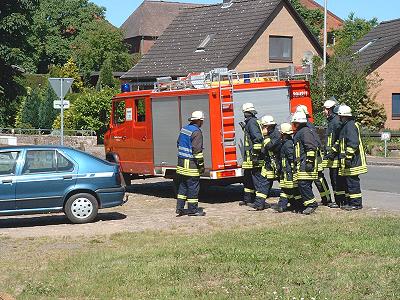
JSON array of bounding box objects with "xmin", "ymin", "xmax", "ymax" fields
[
  {"xmin": 176, "ymin": 124, "xmax": 203, "ymax": 177},
  {"xmin": 337, "ymin": 120, "xmax": 367, "ymax": 176},
  {"xmin": 242, "ymin": 116, "xmax": 264, "ymax": 169},
  {"xmin": 293, "ymin": 125, "xmax": 319, "ymax": 180}
]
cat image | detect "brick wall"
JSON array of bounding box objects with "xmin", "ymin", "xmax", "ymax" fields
[
  {"xmin": 0, "ymin": 134, "xmax": 96, "ymax": 149},
  {"xmin": 369, "ymin": 51, "xmax": 400, "ymax": 130},
  {"xmin": 233, "ymin": 3, "xmax": 321, "ymax": 72}
]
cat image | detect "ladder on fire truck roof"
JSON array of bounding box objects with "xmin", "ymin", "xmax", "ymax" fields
[{"xmin": 153, "ymin": 64, "xmax": 313, "ymax": 92}]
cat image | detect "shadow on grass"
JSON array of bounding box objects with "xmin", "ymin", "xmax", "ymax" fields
[
  {"xmin": 0, "ymin": 212, "xmax": 127, "ymax": 229},
  {"xmin": 126, "ymin": 180, "xmax": 280, "ymax": 204}
]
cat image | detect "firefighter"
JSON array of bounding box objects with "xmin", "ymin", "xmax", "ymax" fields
[
  {"xmin": 296, "ymin": 105, "xmax": 332, "ymax": 205},
  {"xmin": 321, "ymin": 98, "xmax": 342, "ymax": 208},
  {"xmin": 291, "ymin": 111, "xmax": 319, "ymax": 215},
  {"xmin": 260, "ymin": 115, "xmax": 281, "ymax": 196},
  {"xmin": 175, "ymin": 111, "xmax": 206, "ymax": 217},
  {"xmin": 239, "ymin": 103, "xmax": 270, "ymax": 210},
  {"xmin": 332, "ymin": 105, "xmax": 368, "ymax": 210},
  {"xmin": 276, "ymin": 123, "xmax": 302, "ymax": 213}
]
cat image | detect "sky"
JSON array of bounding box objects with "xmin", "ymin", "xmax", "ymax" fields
[{"xmin": 91, "ymin": 0, "xmax": 400, "ymax": 28}]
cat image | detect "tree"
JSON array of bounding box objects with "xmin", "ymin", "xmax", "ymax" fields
[
  {"xmin": 310, "ymin": 55, "xmax": 386, "ymax": 130},
  {"xmin": 18, "ymin": 87, "xmax": 42, "ymax": 128},
  {"xmin": 53, "ymin": 87, "xmax": 119, "ymax": 141},
  {"xmin": 333, "ymin": 13, "xmax": 378, "ymax": 54},
  {"xmin": 99, "ymin": 58, "xmax": 116, "ymax": 88},
  {"xmin": 72, "ymin": 19, "xmax": 132, "ymax": 81},
  {"xmin": 39, "ymin": 86, "xmax": 59, "ymax": 129},
  {"xmin": 0, "ymin": 0, "xmax": 37, "ymax": 126},
  {"xmin": 30, "ymin": 0, "xmax": 105, "ymax": 73},
  {"xmin": 289, "ymin": 0, "xmax": 324, "ymax": 38},
  {"xmin": 60, "ymin": 58, "xmax": 84, "ymax": 92}
]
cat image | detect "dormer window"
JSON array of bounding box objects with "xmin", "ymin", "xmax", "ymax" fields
[
  {"xmin": 222, "ymin": 0, "xmax": 233, "ymax": 9},
  {"xmin": 195, "ymin": 34, "xmax": 215, "ymax": 52}
]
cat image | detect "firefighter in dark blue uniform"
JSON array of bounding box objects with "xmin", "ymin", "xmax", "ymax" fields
[
  {"xmin": 276, "ymin": 123, "xmax": 302, "ymax": 213},
  {"xmin": 292, "ymin": 111, "xmax": 319, "ymax": 215},
  {"xmin": 239, "ymin": 103, "xmax": 270, "ymax": 210},
  {"xmin": 176, "ymin": 111, "xmax": 206, "ymax": 217},
  {"xmin": 321, "ymin": 98, "xmax": 342, "ymax": 208},
  {"xmin": 330, "ymin": 105, "xmax": 368, "ymax": 210},
  {"xmin": 296, "ymin": 105, "xmax": 332, "ymax": 205},
  {"xmin": 260, "ymin": 115, "xmax": 281, "ymax": 198}
]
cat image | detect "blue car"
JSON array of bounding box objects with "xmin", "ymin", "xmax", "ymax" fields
[{"xmin": 0, "ymin": 146, "xmax": 126, "ymax": 224}]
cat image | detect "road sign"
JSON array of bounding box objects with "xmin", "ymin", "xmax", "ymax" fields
[
  {"xmin": 48, "ymin": 78, "xmax": 74, "ymax": 146},
  {"xmin": 48, "ymin": 78, "xmax": 74, "ymax": 98},
  {"xmin": 381, "ymin": 132, "xmax": 391, "ymax": 141},
  {"xmin": 53, "ymin": 100, "xmax": 70, "ymax": 109}
]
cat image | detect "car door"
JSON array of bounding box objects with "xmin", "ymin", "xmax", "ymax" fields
[
  {"xmin": 15, "ymin": 149, "xmax": 77, "ymax": 210},
  {"xmin": 0, "ymin": 150, "xmax": 20, "ymax": 211}
]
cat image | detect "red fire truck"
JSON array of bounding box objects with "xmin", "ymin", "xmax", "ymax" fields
[{"xmin": 104, "ymin": 68, "xmax": 314, "ymax": 185}]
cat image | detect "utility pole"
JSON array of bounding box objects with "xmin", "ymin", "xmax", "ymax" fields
[{"xmin": 323, "ymin": 0, "xmax": 328, "ymax": 67}]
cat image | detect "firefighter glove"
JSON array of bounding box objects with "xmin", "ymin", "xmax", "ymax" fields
[
  {"xmin": 305, "ymin": 159, "xmax": 314, "ymax": 172},
  {"xmin": 345, "ymin": 158, "xmax": 352, "ymax": 168}
]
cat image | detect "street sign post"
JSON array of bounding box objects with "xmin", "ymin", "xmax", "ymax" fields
[
  {"xmin": 48, "ymin": 78, "xmax": 74, "ymax": 145},
  {"xmin": 53, "ymin": 100, "xmax": 70, "ymax": 109},
  {"xmin": 381, "ymin": 132, "xmax": 391, "ymax": 158}
]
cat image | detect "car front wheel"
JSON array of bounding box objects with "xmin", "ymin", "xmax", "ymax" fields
[{"xmin": 64, "ymin": 193, "xmax": 99, "ymax": 224}]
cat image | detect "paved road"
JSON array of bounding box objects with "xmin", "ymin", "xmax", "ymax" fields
[
  {"xmin": 361, "ymin": 166, "xmax": 400, "ymax": 211},
  {"xmin": 319, "ymin": 165, "xmax": 400, "ymax": 211}
]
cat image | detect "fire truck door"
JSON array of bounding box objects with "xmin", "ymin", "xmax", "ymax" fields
[
  {"xmin": 232, "ymin": 87, "xmax": 290, "ymax": 165},
  {"xmin": 131, "ymin": 97, "xmax": 152, "ymax": 174},
  {"xmin": 180, "ymin": 94, "xmax": 211, "ymax": 169},
  {"xmin": 110, "ymin": 98, "xmax": 135, "ymax": 169}
]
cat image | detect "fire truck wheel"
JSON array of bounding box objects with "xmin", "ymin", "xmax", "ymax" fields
[{"xmin": 122, "ymin": 173, "xmax": 132, "ymax": 186}]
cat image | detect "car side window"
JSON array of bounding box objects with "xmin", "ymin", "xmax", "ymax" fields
[
  {"xmin": 23, "ymin": 150, "xmax": 57, "ymax": 174},
  {"xmin": 57, "ymin": 152, "xmax": 74, "ymax": 172},
  {"xmin": 0, "ymin": 151, "xmax": 19, "ymax": 176}
]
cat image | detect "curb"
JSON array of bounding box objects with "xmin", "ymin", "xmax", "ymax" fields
[{"xmin": 366, "ymin": 156, "xmax": 400, "ymax": 167}]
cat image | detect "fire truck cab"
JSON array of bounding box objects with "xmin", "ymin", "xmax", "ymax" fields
[{"xmin": 104, "ymin": 68, "xmax": 313, "ymax": 185}]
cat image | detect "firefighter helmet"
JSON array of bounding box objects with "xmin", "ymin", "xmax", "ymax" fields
[
  {"xmin": 188, "ymin": 110, "xmax": 205, "ymax": 121},
  {"xmin": 242, "ymin": 102, "xmax": 257, "ymax": 114},
  {"xmin": 280, "ymin": 123, "xmax": 293, "ymax": 134},
  {"xmin": 295, "ymin": 104, "xmax": 309, "ymax": 116},
  {"xmin": 291, "ymin": 111, "xmax": 307, "ymax": 123},
  {"xmin": 324, "ymin": 98, "xmax": 337, "ymax": 109},
  {"xmin": 337, "ymin": 105, "xmax": 352, "ymax": 117},
  {"xmin": 260, "ymin": 115, "xmax": 276, "ymax": 126}
]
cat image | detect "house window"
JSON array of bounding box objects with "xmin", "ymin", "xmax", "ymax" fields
[
  {"xmin": 392, "ymin": 94, "xmax": 400, "ymax": 119},
  {"xmin": 269, "ymin": 36, "xmax": 293, "ymax": 62}
]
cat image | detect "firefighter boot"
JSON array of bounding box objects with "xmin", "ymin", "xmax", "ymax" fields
[
  {"xmin": 302, "ymin": 205, "xmax": 318, "ymax": 215},
  {"xmin": 176, "ymin": 199, "xmax": 186, "ymax": 217},
  {"xmin": 188, "ymin": 203, "xmax": 206, "ymax": 217}
]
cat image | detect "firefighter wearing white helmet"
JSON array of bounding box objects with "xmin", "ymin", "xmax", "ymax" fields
[
  {"xmin": 295, "ymin": 105, "xmax": 333, "ymax": 206},
  {"xmin": 322, "ymin": 97, "xmax": 342, "ymax": 208},
  {"xmin": 175, "ymin": 111, "xmax": 206, "ymax": 217},
  {"xmin": 291, "ymin": 111, "xmax": 319, "ymax": 215},
  {"xmin": 259, "ymin": 115, "xmax": 281, "ymax": 208},
  {"xmin": 276, "ymin": 123, "xmax": 302, "ymax": 213},
  {"xmin": 239, "ymin": 103, "xmax": 268, "ymax": 210},
  {"xmin": 329, "ymin": 104, "xmax": 367, "ymax": 210}
]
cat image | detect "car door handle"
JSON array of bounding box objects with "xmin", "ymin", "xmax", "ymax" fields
[
  {"xmin": 122, "ymin": 136, "xmax": 127, "ymax": 140},
  {"xmin": 63, "ymin": 175, "xmax": 73, "ymax": 180},
  {"xmin": 2, "ymin": 179, "xmax": 13, "ymax": 184}
]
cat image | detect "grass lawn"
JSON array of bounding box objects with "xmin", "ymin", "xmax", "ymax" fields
[{"xmin": 1, "ymin": 214, "xmax": 399, "ymax": 299}]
